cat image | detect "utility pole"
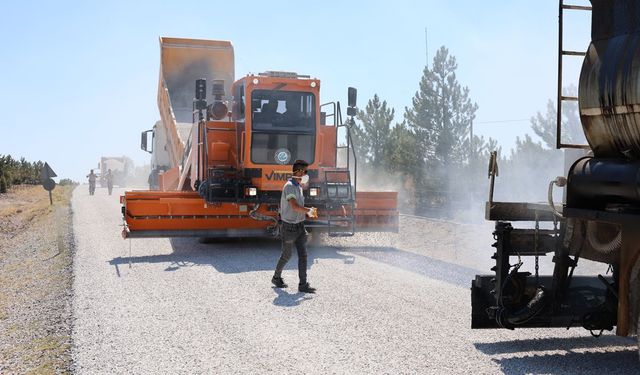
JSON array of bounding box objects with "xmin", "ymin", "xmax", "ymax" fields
[
  {"xmin": 470, "ymin": 120, "xmax": 474, "ymax": 160},
  {"xmin": 425, "ymin": 27, "xmax": 429, "ymax": 68}
]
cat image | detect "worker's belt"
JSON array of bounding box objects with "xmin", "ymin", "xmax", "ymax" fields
[{"xmin": 281, "ymin": 221, "xmax": 304, "ymax": 230}]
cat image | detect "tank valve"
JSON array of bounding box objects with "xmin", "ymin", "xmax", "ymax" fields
[{"xmin": 554, "ymin": 176, "xmax": 567, "ymax": 187}]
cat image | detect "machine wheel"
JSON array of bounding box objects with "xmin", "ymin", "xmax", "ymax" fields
[
  {"xmin": 306, "ymin": 230, "xmax": 322, "ymax": 246},
  {"xmin": 198, "ymin": 237, "xmax": 218, "ymax": 244},
  {"xmin": 631, "ymin": 255, "xmax": 640, "ymax": 357}
]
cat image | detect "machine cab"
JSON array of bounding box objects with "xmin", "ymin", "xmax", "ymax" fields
[{"xmin": 232, "ymin": 72, "xmax": 336, "ymax": 192}]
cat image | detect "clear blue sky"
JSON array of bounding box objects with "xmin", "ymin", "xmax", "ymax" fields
[{"xmin": 0, "ymin": 0, "xmax": 591, "ymax": 181}]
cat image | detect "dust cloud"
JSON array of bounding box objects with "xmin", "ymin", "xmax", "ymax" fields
[{"xmin": 355, "ymin": 168, "xmax": 416, "ymax": 214}]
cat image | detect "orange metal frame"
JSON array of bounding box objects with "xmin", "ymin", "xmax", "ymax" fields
[{"xmin": 123, "ymin": 69, "xmax": 398, "ymax": 238}]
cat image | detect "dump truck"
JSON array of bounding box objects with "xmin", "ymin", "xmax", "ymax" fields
[
  {"xmin": 99, "ymin": 156, "xmax": 132, "ymax": 188},
  {"xmin": 140, "ymin": 121, "xmax": 170, "ymax": 190},
  {"xmin": 122, "ymin": 37, "xmax": 398, "ymax": 238},
  {"xmin": 472, "ymin": 0, "xmax": 640, "ymax": 349}
]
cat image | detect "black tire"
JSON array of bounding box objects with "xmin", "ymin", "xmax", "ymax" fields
[{"xmin": 306, "ymin": 230, "xmax": 322, "ymax": 246}]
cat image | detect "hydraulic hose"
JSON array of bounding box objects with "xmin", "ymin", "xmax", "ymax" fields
[
  {"xmin": 496, "ymin": 263, "xmax": 547, "ymax": 328},
  {"xmin": 249, "ymin": 204, "xmax": 279, "ymax": 237},
  {"xmin": 505, "ymin": 287, "xmax": 547, "ymax": 326},
  {"xmin": 548, "ymin": 176, "xmax": 566, "ymax": 219}
]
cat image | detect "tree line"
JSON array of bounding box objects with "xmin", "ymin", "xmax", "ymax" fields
[
  {"xmin": 0, "ymin": 154, "xmax": 45, "ymax": 193},
  {"xmin": 350, "ymin": 46, "xmax": 582, "ymax": 219},
  {"xmin": 0, "ymin": 154, "xmax": 76, "ymax": 193}
]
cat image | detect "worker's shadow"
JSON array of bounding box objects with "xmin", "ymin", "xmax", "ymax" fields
[
  {"xmin": 271, "ymin": 287, "xmax": 314, "ymax": 307},
  {"xmin": 108, "ymin": 237, "xmax": 356, "ymax": 276},
  {"xmin": 108, "ymin": 238, "xmax": 483, "ymax": 291}
]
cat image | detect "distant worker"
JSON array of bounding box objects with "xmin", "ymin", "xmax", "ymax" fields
[
  {"xmin": 86, "ymin": 169, "xmax": 96, "ymax": 196},
  {"xmin": 272, "ymin": 159, "xmax": 317, "ymax": 293},
  {"xmin": 106, "ymin": 169, "xmax": 114, "ymax": 195}
]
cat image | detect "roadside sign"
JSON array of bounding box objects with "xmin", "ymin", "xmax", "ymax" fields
[
  {"xmin": 43, "ymin": 178, "xmax": 56, "ymax": 191},
  {"xmin": 41, "ymin": 162, "xmax": 57, "ymax": 179},
  {"xmin": 40, "ymin": 162, "xmax": 57, "ymax": 205}
]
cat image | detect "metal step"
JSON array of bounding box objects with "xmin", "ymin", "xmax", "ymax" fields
[{"xmin": 327, "ymin": 205, "xmax": 355, "ymax": 236}]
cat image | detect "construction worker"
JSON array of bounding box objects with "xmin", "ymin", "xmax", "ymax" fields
[
  {"xmin": 86, "ymin": 169, "xmax": 96, "ymax": 195},
  {"xmin": 272, "ymin": 159, "xmax": 317, "ymax": 293},
  {"xmin": 106, "ymin": 169, "xmax": 114, "ymax": 195}
]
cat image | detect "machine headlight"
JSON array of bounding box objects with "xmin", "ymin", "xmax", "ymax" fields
[
  {"xmin": 309, "ymin": 187, "xmax": 320, "ymax": 197},
  {"xmin": 245, "ymin": 187, "xmax": 257, "ymax": 196},
  {"xmin": 337, "ymin": 186, "xmax": 350, "ymax": 197}
]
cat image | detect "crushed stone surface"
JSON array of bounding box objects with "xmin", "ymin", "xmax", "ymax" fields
[
  {"xmin": 0, "ymin": 186, "xmax": 73, "ymax": 374},
  {"xmin": 71, "ymin": 186, "xmax": 640, "ymax": 374}
]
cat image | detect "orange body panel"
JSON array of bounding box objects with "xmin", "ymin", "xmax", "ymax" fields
[
  {"xmin": 158, "ymin": 166, "xmax": 180, "ymax": 191},
  {"xmin": 122, "ymin": 189, "xmax": 398, "ymax": 237},
  {"xmin": 123, "ymin": 190, "xmax": 275, "ymax": 237},
  {"xmin": 354, "ymin": 191, "xmax": 399, "ymax": 231},
  {"xmin": 203, "ymin": 124, "xmax": 238, "ymax": 168},
  {"xmin": 158, "ymin": 38, "xmax": 234, "ymax": 170},
  {"xmin": 318, "ymin": 128, "xmax": 337, "ymax": 167}
]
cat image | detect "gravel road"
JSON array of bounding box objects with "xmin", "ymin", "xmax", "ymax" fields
[
  {"xmin": 0, "ymin": 186, "xmax": 73, "ymax": 374},
  {"xmin": 71, "ymin": 186, "xmax": 640, "ymax": 374}
]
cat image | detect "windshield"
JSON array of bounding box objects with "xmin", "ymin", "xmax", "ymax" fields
[
  {"xmin": 250, "ymin": 90, "xmax": 316, "ymax": 165},
  {"xmin": 251, "ymin": 90, "xmax": 316, "ymax": 132},
  {"xmin": 251, "ymin": 133, "xmax": 315, "ymax": 165}
]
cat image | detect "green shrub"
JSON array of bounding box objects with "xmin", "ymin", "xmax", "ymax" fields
[{"xmin": 59, "ymin": 178, "xmax": 77, "ymax": 186}]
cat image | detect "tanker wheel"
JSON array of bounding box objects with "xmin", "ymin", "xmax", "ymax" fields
[
  {"xmin": 631, "ymin": 255, "xmax": 640, "ymax": 357},
  {"xmin": 198, "ymin": 237, "xmax": 216, "ymax": 244}
]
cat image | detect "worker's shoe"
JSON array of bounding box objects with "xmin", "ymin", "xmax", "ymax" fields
[
  {"xmin": 298, "ymin": 282, "xmax": 316, "ymax": 293},
  {"xmin": 271, "ymin": 276, "xmax": 287, "ymax": 288}
]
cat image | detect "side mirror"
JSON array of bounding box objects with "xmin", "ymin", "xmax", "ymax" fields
[
  {"xmin": 141, "ymin": 129, "xmax": 153, "ymax": 153},
  {"xmin": 348, "ymin": 87, "xmax": 357, "ymax": 108},
  {"xmin": 320, "ymin": 111, "xmax": 327, "ymax": 125}
]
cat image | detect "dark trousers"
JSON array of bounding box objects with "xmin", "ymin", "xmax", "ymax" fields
[{"xmin": 274, "ymin": 222, "xmax": 308, "ymax": 284}]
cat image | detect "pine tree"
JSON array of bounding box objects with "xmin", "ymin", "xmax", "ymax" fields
[
  {"xmin": 531, "ymin": 85, "xmax": 584, "ymax": 148},
  {"xmin": 501, "ymin": 86, "xmax": 582, "ymax": 202},
  {"xmin": 498, "ymin": 134, "xmax": 562, "ymax": 201},
  {"xmin": 404, "ymin": 46, "xmax": 479, "ymax": 207},
  {"xmin": 353, "ymin": 94, "xmax": 395, "ymax": 170},
  {"xmin": 384, "ymin": 122, "xmax": 422, "ymax": 175}
]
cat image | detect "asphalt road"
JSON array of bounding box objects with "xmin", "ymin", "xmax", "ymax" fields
[{"xmin": 71, "ymin": 186, "xmax": 640, "ymax": 374}]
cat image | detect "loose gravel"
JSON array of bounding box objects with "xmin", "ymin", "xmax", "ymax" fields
[
  {"xmin": 0, "ymin": 186, "xmax": 74, "ymax": 374},
  {"xmin": 71, "ymin": 186, "xmax": 640, "ymax": 374}
]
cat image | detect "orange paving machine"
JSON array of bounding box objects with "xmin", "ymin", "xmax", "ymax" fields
[{"xmin": 121, "ymin": 37, "xmax": 398, "ymax": 238}]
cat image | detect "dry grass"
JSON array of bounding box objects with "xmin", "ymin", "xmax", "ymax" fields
[
  {"xmin": 0, "ymin": 185, "xmax": 72, "ymax": 238},
  {"xmin": 0, "ymin": 184, "xmax": 74, "ymax": 374}
]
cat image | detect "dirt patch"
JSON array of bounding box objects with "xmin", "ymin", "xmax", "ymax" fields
[
  {"xmin": 0, "ymin": 185, "xmax": 74, "ymax": 374},
  {"xmin": 0, "ymin": 186, "xmax": 55, "ymax": 243}
]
